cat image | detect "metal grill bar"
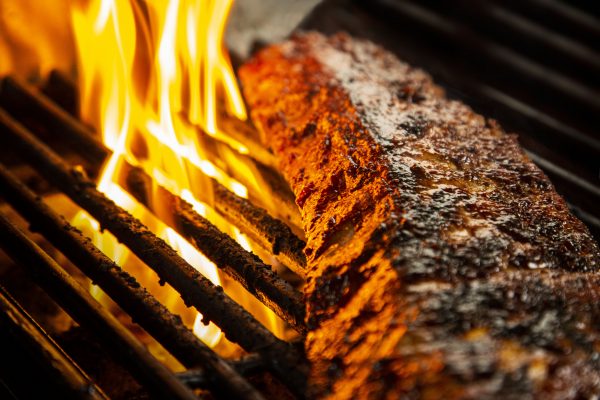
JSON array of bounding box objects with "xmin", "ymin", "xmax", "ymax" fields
[
  {"xmin": 483, "ymin": 4, "xmax": 599, "ymax": 72},
  {"xmin": 0, "ymin": 213, "xmax": 198, "ymax": 400},
  {"xmin": 413, "ymin": 1, "xmax": 600, "ymax": 83},
  {"xmin": 503, "ymin": 0, "xmax": 600, "ymax": 47},
  {"xmin": 0, "ymin": 164, "xmax": 265, "ymax": 400},
  {"xmin": 0, "ymin": 109, "xmax": 307, "ymax": 395},
  {"xmin": 0, "ymin": 286, "xmax": 107, "ymax": 400},
  {"xmin": 212, "ymin": 181, "xmax": 306, "ymax": 275}
]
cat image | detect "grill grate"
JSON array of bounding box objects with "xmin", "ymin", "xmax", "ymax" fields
[{"xmin": 0, "ymin": 76, "xmax": 308, "ymax": 398}]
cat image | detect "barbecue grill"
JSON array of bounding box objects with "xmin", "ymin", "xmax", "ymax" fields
[{"xmin": 0, "ymin": 0, "xmax": 598, "ymax": 398}]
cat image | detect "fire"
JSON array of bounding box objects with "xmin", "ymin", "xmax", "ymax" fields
[
  {"xmin": 68, "ymin": 0, "xmax": 282, "ymax": 353},
  {"xmin": 0, "ymin": 1, "xmax": 74, "ymax": 79}
]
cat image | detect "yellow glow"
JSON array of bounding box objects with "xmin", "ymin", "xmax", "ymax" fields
[
  {"xmin": 0, "ymin": 1, "xmax": 74, "ymax": 79},
  {"xmin": 70, "ymin": 0, "xmax": 281, "ymax": 351}
]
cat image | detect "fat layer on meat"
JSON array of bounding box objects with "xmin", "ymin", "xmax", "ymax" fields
[{"xmin": 240, "ymin": 32, "xmax": 600, "ymax": 399}]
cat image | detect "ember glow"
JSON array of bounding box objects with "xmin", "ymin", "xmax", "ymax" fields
[{"xmin": 68, "ymin": 0, "xmax": 282, "ymax": 353}]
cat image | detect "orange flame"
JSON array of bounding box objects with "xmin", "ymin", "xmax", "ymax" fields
[
  {"xmin": 0, "ymin": 1, "xmax": 74, "ymax": 79},
  {"xmin": 69, "ymin": 0, "xmax": 282, "ymax": 352}
]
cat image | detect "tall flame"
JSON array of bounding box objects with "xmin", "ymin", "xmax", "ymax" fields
[{"xmin": 69, "ymin": 0, "xmax": 281, "ymax": 352}]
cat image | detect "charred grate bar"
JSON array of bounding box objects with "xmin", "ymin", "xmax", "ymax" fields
[
  {"xmin": 177, "ymin": 354, "xmax": 265, "ymax": 390},
  {"xmin": 0, "ymin": 77, "xmax": 309, "ymax": 326},
  {"xmin": 122, "ymin": 162, "xmax": 306, "ymax": 331}
]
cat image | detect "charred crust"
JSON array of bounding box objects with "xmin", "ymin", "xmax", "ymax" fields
[{"xmin": 240, "ymin": 31, "xmax": 600, "ymax": 399}]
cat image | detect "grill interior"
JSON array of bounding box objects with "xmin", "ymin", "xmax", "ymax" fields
[{"xmin": 1, "ymin": 0, "xmax": 599, "ymax": 399}]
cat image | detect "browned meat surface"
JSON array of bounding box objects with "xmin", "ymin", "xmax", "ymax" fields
[{"xmin": 239, "ymin": 32, "xmax": 600, "ymax": 399}]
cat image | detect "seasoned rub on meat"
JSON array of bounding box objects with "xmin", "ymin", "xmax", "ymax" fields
[{"xmin": 239, "ymin": 32, "xmax": 600, "ymax": 399}]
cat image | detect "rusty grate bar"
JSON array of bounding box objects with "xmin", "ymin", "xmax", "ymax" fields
[
  {"xmin": 0, "ymin": 109, "xmax": 307, "ymax": 394},
  {"xmin": 0, "ymin": 164, "xmax": 265, "ymax": 400},
  {"xmin": 0, "ymin": 76, "xmax": 307, "ymax": 277},
  {"xmin": 211, "ymin": 181, "xmax": 307, "ymax": 276},
  {"xmin": 0, "ymin": 286, "xmax": 107, "ymax": 400},
  {"xmin": 0, "ymin": 213, "xmax": 198, "ymax": 400}
]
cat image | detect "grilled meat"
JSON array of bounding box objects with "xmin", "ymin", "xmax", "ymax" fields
[{"xmin": 239, "ymin": 32, "xmax": 600, "ymax": 399}]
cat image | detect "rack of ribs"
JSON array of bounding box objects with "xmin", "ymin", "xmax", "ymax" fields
[{"xmin": 240, "ymin": 32, "xmax": 600, "ymax": 399}]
